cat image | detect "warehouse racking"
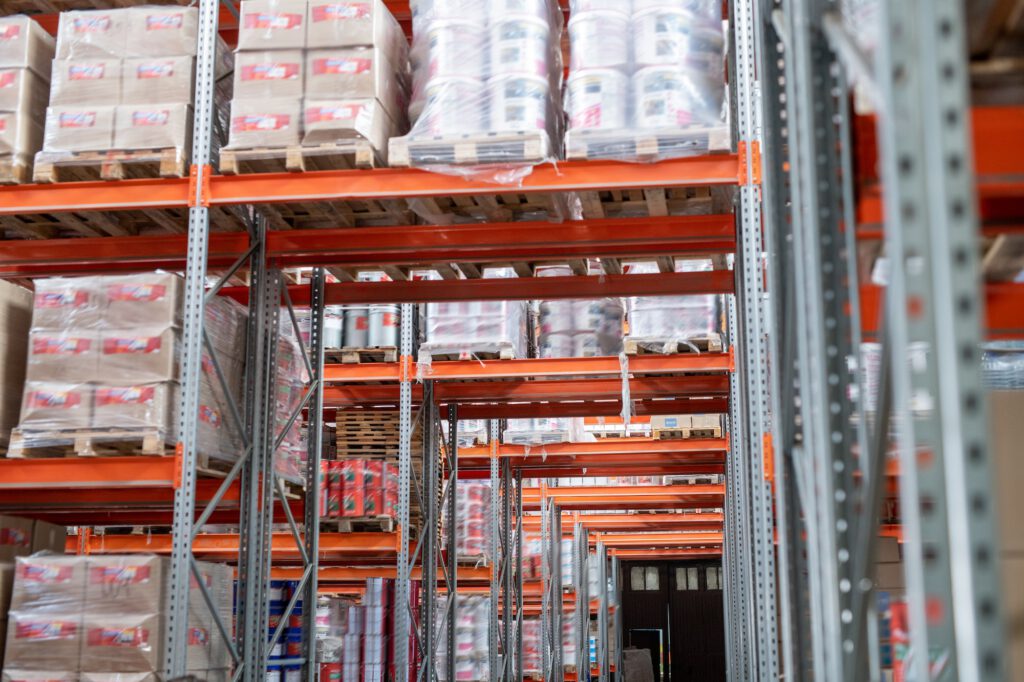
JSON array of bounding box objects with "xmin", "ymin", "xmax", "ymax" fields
[{"xmin": 0, "ymin": 1, "xmax": 1018, "ymax": 682}]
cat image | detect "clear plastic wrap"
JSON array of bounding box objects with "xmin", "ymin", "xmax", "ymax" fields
[
  {"xmin": 237, "ymin": 0, "xmax": 309, "ymax": 51},
  {"xmin": 319, "ymin": 460, "xmax": 399, "ymax": 519},
  {"xmin": 389, "ymin": 0, "xmax": 564, "ymax": 183},
  {"xmin": 441, "ymin": 481, "xmax": 492, "ymax": 562},
  {"xmin": 4, "ymin": 554, "xmax": 232, "ymax": 678},
  {"xmin": 434, "ymin": 595, "xmax": 490, "ymax": 681},
  {"xmin": 625, "ymin": 259, "xmax": 721, "ymax": 345},
  {"xmin": 504, "ymin": 416, "xmax": 586, "ymax": 446},
  {"xmin": 0, "ymin": 16, "xmax": 56, "ymax": 75},
  {"xmin": 564, "ymin": 0, "xmax": 729, "ymax": 162},
  {"xmin": 522, "ymin": 618, "xmax": 542, "ymax": 674},
  {"xmin": 275, "ymin": 314, "xmax": 310, "ymax": 484},
  {"xmin": 982, "ymin": 342, "xmax": 1024, "ymax": 391},
  {"xmin": 0, "ymin": 16, "xmax": 53, "ymax": 180}
]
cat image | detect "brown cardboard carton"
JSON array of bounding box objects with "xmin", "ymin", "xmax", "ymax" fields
[
  {"xmin": 873, "ymin": 561, "xmax": 905, "ymax": 591},
  {"xmin": 113, "ymin": 103, "xmax": 193, "ymax": 151},
  {"xmin": 0, "ymin": 560, "xmax": 15, "ymax": 613},
  {"xmin": 92, "ymin": 382, "xmax": 175, "ymax": 433},
  {"xmin": 101, "ymin": 272, "xmax": 183, "ymax": 329},
  {"xmin": 196, "ymin": 378, "xmax": 242, "ymax": 464},
  {"xmin": 307, "ymin": 0, "xmax": 408, "ymax": 60},
  {"xmin": 992, "ymin": 390, "xmax": 1024, "ymax": 554},
  {"xmin": 98, "ymin": 326, "xmax": 179, "ymax": 384},
  {"xmin": 32, "ymin": 277, "xmax": 103, "ymax": 331},
  {"xmin": 0, "ymin": 516, "xmax": 33, "ymax": 563},
  {"xmin": 303, "ymin": 98, "xmax": 392, "ymax": 150},
  {"xmin": 4, "ymin": 611, "xmax": 83, "ymax": 672},
  {"xmin": 238, "ymin": 0, "xmax": 309, "ymax": 51},
  {"xmin": 0, "ymin": 112, "xmax": 44, "ymax": 158},
  {"xmin": 126, "ymin": 6, "xmax": 199, "ymax": 57},
  {"xmin": 10, "ymin": 555, "xmax": 87, "ymax": 612},
  {"xmin": 80, "ymin": 612, "xmax": 163, "ymax": 673},
  {"xmin": 18, "ymin": 382, "xmax": 93, "ymax": 432},
  {"xmin": 233, "ymin": 50, "xmax": 304, "ymax": 100},
  {"xmin": 876, "ymin": 536, "xmax": 900, "ymax": 563},
  {"xmin": 1001, "ymin": 555, "xmax": 1024, "ymax": 681},
  {"xmin": 0, "ymin": 17, "xmax": 55, "ymax": 78},
  {"xmin": 0, "ymin": 68, "xmax": 49, "ymax": 114},
  {"xmin": 43, "ymin": 105, "xmax": 116, "ymax": 152},
  {"xmin": 189, "ymin": 562, "xmax": 234, "ymax": 670},
  {"xmin": 85, "ymin": 556, "xmax": 166, "ymax": 615},
  {"xmin": 48, "ymin": 59, "xmax": 122, "ymax": 106},
  {"xmin": 122, "ymin": 56, "xmax": 196, "ymax": 105},
  {"xmin": 204, "ymin": 296, "xmax": 249, "ymax": 361},
  {"xmin": 26, "ymin": 329, "xmax": 99, "ymax": 383},
  {"xmin": 31, "ymin": 520, "xmax": 66, "ymax": 555},
  {"xmin": 227, "ymin": 97, "xmax": 301, "ymax": 148},
  {"xmin": 81, "ymin": 674, "xmax": 159, "ymax": 682},
  {"xmin": 2, "ymin": 672, "xmax": 78, "ymax": 682},
  {"xmin": 305, "ymin": 47, "xmax": 404, "ymax": 122},
  {"xmin": 56, "ymin": 9, "xmax": 129, "ymax": 60}
]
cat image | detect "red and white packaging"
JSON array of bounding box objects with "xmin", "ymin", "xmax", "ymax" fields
[
  {"xmin": 302, "ymin": 98, "xmax": 392, "ymax": 150},
  {"xmin": 48, "ymin": 59, "xmax": 122, "ymax": 106},
  {"xmin": 305, "ymin": 47, "xmax": 404, "ymax": 121},
  {"xmin": 98, "ymin": 327, "xmax": 179, "ymax": 383},
  {"xmin": 113, "ymin": 103, "xmax": 192, "ymax": 151},
  {"xmin": 362, "ymin": 460, "xmax": 384, "ymax": 516},
  {"xmin": 126, "ymin": 6, "xmax": 199, "ymax": 57},
  {"xmin": 18, "ymin": 382, "xmax": 92, "ymax": 431},
  {"xmin": 92, "ymin": 382, "xmax": 175, "ymax": 433},
  {"xmin": 238, "ymin": 0, "xmax": 308, "ymax": 51},
  {"xmin": 0, "ymin": 111, "xmax": 44, "ymax": 158},
  {"xmin": 85, "ymin": 556, "xmax": 166, "ymax": 615},
  {"xmin": 340, "ymin": 459, "xmax": 365, "ymax": 517},
  {"xmin": 56, "ymin": 9, "xmax": 129, "ymax": 60},
  {"xmin": 26, "ymin": 330, "xmax": 98, "ymax": 382},
  {"xmin": 42, "ymin": 105, "xmax": 115, "ymax": 152},
  {"xmin": 102, "ymin": 272, "xmax": 183, "ymax": 329},
  {"xmin": 31, "ymin": 277, "xmax": 103, "ymax": 330},
  {"xmin": 233, "ymin": 50, "xmax": 304, "ymax": 100},
  {"xmin": 307, "ymin": 0, "xmax": 408, "ymax": 59},
  {"xmin": 122, "ymin": 56, "xmax": 196, "ymax": 105},
  {"xmin": 4, "ymin": 611, "xmax": 83, "ymax": 671},
  {"xmin": 80, "ymin": 612, "xmax": 164, "ymax": 673},
  {"xmin": 0, "ymin": 16, "xmax": 56, "ymax": 77},
  {"xmin": 227, "ymin": 97, "xmax": 301, "ymax": 148},
  {"xmin": 0, "ymin": 68, "xmax": 48, "ymax": 113},
  {"xmin": 10, "ymin": 555, "xmax": 88, "ymax": 611}
]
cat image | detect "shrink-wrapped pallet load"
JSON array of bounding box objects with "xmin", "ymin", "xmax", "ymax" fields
[{"xmin": 0, "ymin": 16, "xmax": 54, "ymax": 182}]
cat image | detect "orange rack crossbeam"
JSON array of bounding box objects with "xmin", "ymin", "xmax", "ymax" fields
[
  {"xmin": 593, "ymin": 532, "xmax": 724, "ymax": 548},
  {"xmin": 523, "ymin": 512, "xmax": 724, "ymax": 533},
  {"xmin": 521, "ymin": 484, "xmax": 724, "ymax": 511}
]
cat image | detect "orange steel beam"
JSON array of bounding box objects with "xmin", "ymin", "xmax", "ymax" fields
[
  {"xmin": 461, "ymin": 438, "xmax": 728, "ymax": 459},
  {"xmin": 521, "ymin": 484, "xmax": 724, "ymax": 511},
  {"xmin": 325, "ymin": 353, "xmax": 732, "ymax": 383},
  {"xmin": 76, "ymin": 532, "xmax": 401, "ymax": 560},
  {"xmin": 451, "ymin": 397, "xmax": 730, "ymax": 420},
  {"xmin": 593, "ymin": 532, "xmax": 724, "ymax": 548},
  {"xmin": 523, "ymin": 512, "xmax": 725, "ymax": 533},
  {"xmin": 271, "ymin": 565, "xmax": 494, "ymax": 583},
  {"xmin": 861, "ymin": 282, "xmax": 1024, "ymax": 341},
  {"xmin": 611, "ymin": 548, "xmax": 722, "ymax": 559},
  {"xmin": 458, "ymin": 463, "xmax": 727, "ymax": 480}
]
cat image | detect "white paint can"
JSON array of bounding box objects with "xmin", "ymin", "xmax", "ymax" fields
[
  {"xmin": 490, "ymin": 15, "xmax": 551, "ymax": 79},
  {"xmin": 368, "ymin": 304, "xmax": 400, "ymax": 347},
  {"xmin": 572, "ymin": 0, "xmax": 629, "ymax": 12},
  {"xmin": 632, "ymin": 0, "xmax": 721, "ymax": 22},
  {"xmin": 490, "ymin": 0, "xmax": 552, "ymax": 22},
  {"xmin": 412, "ymin": 0, "xmax": 487, "ymax": 26},
  {"xmin": 413, "ymin": 76, "xmax": 485, "ymax": 135},
  {"xmin": 567, "ymin": 10, "xmax": 630, "ymax": 71},
  {"xmin": 633, "ymin": 65, "xmax": 707, "ymax": 129},
  {"xmin": 566, "ymin": 68, "xmax": 629, "ymax": 130},
  {"xmin": 343, "ymin": 306, "xmax": 369, "ymax": 347},
  {"xmin": 488, "ymin": 73, "xmax": 549, "ymax": 132},
  {"xmin": 633, "ymin": 8, "xmax": 724, "ymax": 71},
  {"xmin": 424, "ymin": 19, "xmax": 487, "ymax": 80},
  {"xmin": 324, "ymin": 305, "xmax": 344, "ymax": 348}
]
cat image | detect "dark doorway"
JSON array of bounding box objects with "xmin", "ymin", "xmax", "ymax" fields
[{"xmin": 621, "ymin": 561, "xmax": 726, "ymax": 682}]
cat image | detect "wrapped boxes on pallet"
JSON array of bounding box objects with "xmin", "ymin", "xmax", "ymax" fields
[
  {"xmin": 225, "ymin": 0, "xmax": 409, "ymax": 170},
  {"xmin": 626, "ymin": 259, "xmax": 721, "ymax": 347},
  {"xmin": 434, "ymin": 595, "xmax": 490, "ymax": 682},
  {"xmin": 0, "ymin": 282, "xmax": 32, "ymax": 449},
  {"xmin": 564, "ymin": 0, "xmax": 728, "ymax": 161},
  {"xmin": 0, "ymin": 16, "xmax": 54, "ymax": 182},
  {"xmin": 320, "ymin": 460, "xmax": 400, "ymax": 520},
  {"xmin": 441, "ymin": 482, "xmax": 492, "ymax": 563},
  {"xmin": 2, "ymin": 554, "xmax": 232, "ymax": 680}
]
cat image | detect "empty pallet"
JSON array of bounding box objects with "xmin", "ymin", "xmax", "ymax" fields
[
  {"xmin": 219, "ymin": 142, "xmax": 380, "ymax": 175},
  {"xmin": 624, "ymin": 334, "xmax": 724, "ymax": 355},
  {"xmin": 389, "ymin": 131, "xmax": 551, "ymax": 168},
  {"xmin": 565, "ymin": 127, "xmax": 730, "ymax": 162},
  {"xmin": 33, "ymin": 148, "xmax": 188, "ymax": 183}
]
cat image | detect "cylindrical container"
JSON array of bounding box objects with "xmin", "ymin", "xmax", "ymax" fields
[
  {"xmin": 632, "ymin": 0, "xmax": 721, "ymax": 21},
  {"xmin": 368, "ymin": 304, "xmax": 400, "ymax": 347},
  {"xmin": 324, "ymin": 305, "xmax": 344, "ymax": 348},
  {"xmin": 572, "ymin": 0, "xmax": 628, "ymax": 11},
  {"xmin": 633, "ymin": 65, "xmax": 712, "ymax": 129},
  {"xmin": 490, "ymin": 16, "xmax": 551, "ymax": 78},
  {"xmin": 425, "ymin": 20, "xmax": 487, "ymax": 80},
  {"xmin": 414, "ymin": 0, "xmax": 487, "ymax": 25},
  {"xmin": 538, "ymin": 332, "xmax": 574, "ymax": 359},
  {"xmin": 573, "ymin": 333, "xmax": 601, "ymax": 357},
  {"xmin": 568, "ymin": 10, "xmax": 630, "ymax": 71},
  {"xmin": 266, "ymin": 666, "xmax": 282, "ymax": 682},
  {"xmin": 413, "ymin": 77, "xmax": 486, "ymax": 135},
  {"xmin": 344, "ymin": 306, "xmax": 369, "ymax": 347},
  {"xmin": 490, "ymin": 0, "xmax": 551, "ymax": 21},
  {"xmin": 488, "ymin": 73, "xmax": 549, "ymax": 132},
  {"xmin": 633, "ymin": 8, "xmax": 724, "ymax": 70},
  {"xmin": 320, "ymin": 663, "xmax": 342, "ymax": 682},
  {"xmin": 566, "ymin": 68, "xmax": 629, "ymax": 130},
  {"xmin": 283, "ymin": 666, "xmax": 302, "ymax": 682}
]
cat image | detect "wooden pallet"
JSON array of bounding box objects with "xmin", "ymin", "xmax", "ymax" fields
[
  {"xmin": 0, "ymin": 154, "xmax": 32, "ymax": 185},
  {"xmin": 456, "ymin": 554, "xmax": 490, "ymax": 567},
  {"xmin": 325, "ymin": 346, "xmax": 398, "ymax": 365},
  {"xmin": 335, "ymin": 412, "xmax": 424, "ymax": 459},
  {"xmin": 575, "ymin": 185, "xmax": 734, "ymax": 220},
  {"xmin": 624, "ymin": 334, "xmax": 723, "ymax": 355},
  {"xmin": 7, "ymin": 0, "xmax": 180, "ymax": 10},
  {"xmin": 7, "ymin": 427, "xmax": 174, "ymax": 458},
  {"xmin": 33, "ymin": 148, "xmax": 187, "ymax": 183},
  {"xmin": 321, "ymin": 515, "xmax": 396, "ymax": 533},
  {"xmin": 219, "ymin": 141, "xmax": 380, "ymax": 175},
  {"xmin": 653, "ymin": 425, "xmax": 723, "ymax": 440},
  {"xmin": 504, "ymin": 431, "xmax": 573, "ymax": 446},
  {"xmin": 0, "ymin": 204, "xmax": 245, "ymax": 240},
  {"xmin": 389, "ymin": 130, "xmax": 551, "ymax": 168},
  {"xmin": 565, "ymin": 126, "xmax": 730, "ymax": 162},
  {"xmin": 418, "ymin": 344, "xmax": 519, "ymax": 363}
]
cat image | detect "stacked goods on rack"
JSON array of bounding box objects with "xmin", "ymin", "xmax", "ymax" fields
[
  {"xmin": 625, "ymin": 259, "xmax": 722, "ymax": 352},
  {"xmin": 0, "ymin": 16, "xmax": 54, "ymax": 183},
  {"xmin": 9, "ymin": 273, "xmax": 247, "ymax": 463},
  {"xmin": 522, "ymin": 618, "xmax": 542, "ymax": 676},
  {"xmin": 336, "ymin": 275, "xmax": 400, "ymax": 355},
  {"xmin": 390, "ymin": 0, "xmax": 564, "ymax": 170},
  {"xmin": 34, "ymin": 6, "xmax": 231, "ymax": 182},
  {"xmin": 222, "ymin": 0, "xmax": 409, "ymax": 172},
  {"xmin": 320, "ymin": 459, "xmax": 400, "ymax": 525},
  {"xmin": 2, "ymin": 554, "xmax": 233, "ymax": 681},
  {"xmin": 315, "ymin": 595, "xmax": 358, "ymax": 680},
  {"xmin": 443, "ymin": 482, "xmax": 492, "ymax": 564},
  {"xmin": 441, "ymin": 418, "xmax": 488, "ymax": 448},
  {"xmin": 434, "ymin": 595, "xmax": 490, "ymax": 682},
  {"xmin": 564, "ymin": 0, "xmax": 728, "ymax": 161},
  {"xmin": 650, "ymin": 414, "xmax": 722, "ymax": 439},
  {"xmin": 0, "ymin": 515, "xmax": 66, "ymax": 670},
  {"xmin": 267, "ymin": 580, "xmax": 302, "ymax": 680},
  {"xmin": 0, "ymin": 281, "xmax": 31, "ymax": 450},
  {"xmin": 276, "ymin": 315, "xmax": 310, "ymax": 483},
  {"xmin": 420, "ymin": 268, "xmax": 529, "ymax": 362}
]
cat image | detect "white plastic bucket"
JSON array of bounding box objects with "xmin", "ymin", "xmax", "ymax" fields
[
  {"xmin": 539, "ymin": 332, "xmax": 574, "ymax": 359},
  {"xmin": 573, "ymin": 333, "xmax": 601, "ymax": 357},
  {"xmin": 425, "ymin": 19, "xmax": 486, "ymax": 80},
  {"xmin": 566, "ymin": 68, "xmax": 629, "ymax": 130},
  {"xmin": 567, "ymin": 10, "xmax": 630, "ymax": 71},
  {"xmin": 413, "ymin": 0, "xmax": 487, "ymax": 26},
  {"xmin": 368, "ymin": 304, "xmax": 400, "ymax": 347},
  {"xmin": 634, "ymin": 65, "xmax": 703, "ymax": 129},
  {"xmin": 490, "ymin": 15, "xmax": 551, "ymax": 79},
  {"xmin": 344, "ymin": 306, "xmax": 369, "ymax": 347},
  {"xmin": 324, "ymin": 305, "xmax": 344, "ymax": 348},
  {"xmin": 634, "ymin": 8, "xmax": 724, "ymax": 70},
  {"xmin": 572, "ymin": 0, "xmax": 629, "ymax": 12},
  {"xmin": 414, "ymin": 76, "xmax": 485, "ymax": 135},
  {"xmin": 490, "ymin": 0, "xmax": 552, "ymax": 22},
  {"xmin": 632, "ymin": 0, "xmax": 721, "ymax": 22},
  {"xmin": 488, "ymin": 73, "xmax": 549, "ymax": 132}
]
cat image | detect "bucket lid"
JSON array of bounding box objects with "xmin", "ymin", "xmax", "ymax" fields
[
  {"xmin": 568, "ymin": 9, "xmax": 631, "ymax": 27},
  {"xmin": 567, "ymin": 68, "xmax": 629, "ymax": 86}
]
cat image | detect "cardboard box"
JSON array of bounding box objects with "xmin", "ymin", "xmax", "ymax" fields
[
  {"xmin": 32, "ymin": 519, "xmax": 67, "ymax": 555},
  {"xmin": 43, "ymin": 105, "xmax": 116, "ymax": 152},
  {"xmin": 26, "ymin": 330, "xmax": 99, "ymax": 383},
  {"xmin": 92, "ymin": 382, "xmax": 175, "ymax": 433},
  {"xmin": 56, "ymin": 9, "xmax": 129, "ymax": 60},
  {"xmin": 18, "ymin": 382, "xmax": 93, "ymax": 432},
  {"xmin": 0, "ymin": 283, "xmax": 31, "ymax": 445},
  {"xmin": 122, "ymin": 56, "xmax": 196, "ymax": 105},
  {"xmin": 0, "ymin": 516, "xmax": 33, "ymax": 563},
  {"xmin": 876, "ymin": 536, "xmax": 900, "ymax": 563},
  {"xmin": 4, "ymin": 611, "xmax": 83, "ymax": 671},
  {"xmin": 48, "ymin": 59, "xmax": 122, "ymax": 106},
  {"xmin": 305, "ymin": 47, "xmax": 404, "ymax": 120},
  {"xmin": 126, "ymin": 6, "xmax": 199, "ymax": 57},
  {"xmin": 302, "ymin": 98, "xmax": 392, "ymax": 150},
  {"xmin": 0, "ymin": 112, "xmax": 44, "ymax": 158},
  {"xmin": 874, "ymin": 561, "xmax": 906, "ymax": 591},
  {"xmin": 10, "ymin": 555, "xmax": 87, "ymax": 611},
  {"xmin": 992, "ymin": 391, "xmax": 1024, "ymax": 554},
  {"xmin": 1001, "ymin": 555, "xmax": 1024, "ymax": 681},
  {"xmin": 80, "ymin": 611, "xmax": 163, "ymax": 673},
  {"xmin": 98, "ymin": 326, "xmax": 179, "ymax": 384},
  {"xmin": 101, "ymin": 272, "xmax": 183, "ymax": 329},
  {"xmin": 2, "ymin": 672, "xmax": 78, "ymax": 682},
  {"xmin": 307, "ymin": 0, "xmax": 408, "ymax": 59},
  {"xmin": 85, "ymin": 556, "xmax": 166, "ymax": 615},
  {"xmin": 237, "ymin": 0, "xmax": 309, "ymax": 51},
  {"xmin": 80, "ymin": 674, "xmax": 158, "ymax": 682},
  {"xmin": 113, "ymin": 103, "xmax": 193, "ymax": 151},
  {"xmin": 341, "ymin": 459, "xmax": 365, "ymax": 516},
  {"xmin": 0, "ymin": 17, "xmax": 55, "ymax": 78},
  {"xmin": 227, "ymin": 97, "xmax": 301, "ymax": 148},
  {"xmin": 0, "ymin": 68, "xmax": 49, "ymax": 114},
  {"xmin": 233, "ymin": 50, "xmax": 304, "ymax": 100},
  {"xmin": 32, "ymin": 278, "xmax": 103, "ymax": 330}
]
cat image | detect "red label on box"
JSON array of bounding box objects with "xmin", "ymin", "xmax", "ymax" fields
[
  {"xmin": 19, "ymin": 561, "xmax": 74, "ymax": 583},
  {"xmin": 36, "ymin": 290, "xmax": 89, "ymax": 308},
  {"xmin": 16, "ymin": 619, "xmax": 78, "ymax": 640},
  {"xmin": 0, "ymin": 71, "xmax": 16, "ymax": 88},
  {"xmin": 68, "ymin": 63, "xmax": 105, "ymax": 80},
  {"xmin": 130, "ymin": 110, "xmax": 170, "ymax": 126},
  {"xmin": 312, "ymin": 3, "xmax": 370, "ymax": 21},
  {"xmin": 232, "ymin": 114, "xmax": 291, "ymax": 132},
  {"xmin": 313, "ymin": 57, "xmax": 370, "ymax": 76},
  {"xmin": 189, "ymin": 571, "xmax": 213, "ymax": 589},
  {"xmin": 240, "ymin": 63, "xmax": 300, "ymax": 82},
  {"xmin": 200, "ymin": 404, "xmax": 222, "ymax": 427},
  {"xmin": 145, "ymin": 14, "xmax": 185, "ymax": 30},
  {"xmin": 88, "ymin": 626, "xmax": 148, "ymax": 647},
  {"xmin": 103, "ymin": 336, "xmax": 162, "ymax": 354},
  {"xmin": 305, "ymin": 104, "xmax": 361, "ymax": 124},
  {"xmin": 0, "ymin": 118, "xmax": 6, "ymax": 132},
  {"xmin": 0, "ymin": 25, "xmax": 21, "ymax": 41},
  {"xmin": 0, "ymin": 527, "xmax": 30, "ymax": 547},
  {"xmin": 107, "ymin": 283, "xmax": 168, "ymax": 302},
  {"xmin": 136, "ymin": 62, "xmax": 175, "ymax": 79},
  {"xmin": 33, "ymin": 336, "xmax": 92, "ymax": 354},
  {"xmin": 59, "ymin": 112, "xmax": 97, "ymax": 128},
  {"xmin": 243, "ymin": 12, "xmax": 303, "ymax": 30},
  {"xmin": 27, "ymin": 389, "xmax": 83, "ymax": 410},
  {"xmin": 188, "ymin": 627, "xmax": 210, "ymax": 646},
  {"xmin": 90, "ymin": 563, "xmax": 152, "ymax": 584},
  {"xmin": 72, "ymin": 15, "xmax": 113, "ymax": 33}
]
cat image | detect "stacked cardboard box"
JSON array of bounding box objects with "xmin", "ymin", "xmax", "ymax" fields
[
  {"xmin": 434, "ymin": 595, "xmax": 489, "ymax": 682},
  {"xmin": 441, "ymin": 482, "xmax": 491, "ymax": 563},
  {"xmin": 0, "ymin": 515, "xmax": 67, "ymax": 672},
  {"xmin": 2, "ymin": 554, "xmax": 232, "ymax": 681},
  {"xmin": 0, "ymin": 281, "xmax": 31, "ymax": 449},
  {"xmin": 991, "ymin": 390, "xmax": 1024, "ymax": 680},
  {"xmin": 626, "ymin": 260, "xmax": 721, "ymax": 344},
  {"xmin": 275, "ymin": 315, "xmax": 309, "ymax": 482},
  {"xmin": 321, "ymin": 460, "xmax": 399, "ymax": 521},
  {"xmin": 13, "ymin": 273, "xmax": 246, "ymax": 463},
  {"xmin": 0, "ymin": 16, "xmax": 53, "ymax": 181},
  {"xmin": 226, "ymin": 0, "xmax": 408, "ymax": 161}
]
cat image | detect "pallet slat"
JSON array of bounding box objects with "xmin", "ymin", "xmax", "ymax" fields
[
  {"xmin": 33, "ymin": 148, "xmax": 187, "ymax": 183},
  {"xmin": 219, "ymin": 141, "xmax": 380, "ymax": 175}
]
